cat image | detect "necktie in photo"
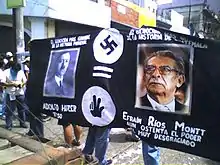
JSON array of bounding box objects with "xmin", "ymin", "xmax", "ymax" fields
[
  {"xmin": 59, "ymin": 80, "xmax": 62, "ymax": 87},
  {"xmin": 57, "ymin": 80, "xmax": 64, "ymax": 95},
  {"xmin": 164, "ymin": 106, "xmax": 171, "ymax": 111},
  {"xmin": 155, "ymin": 105, "xmax": 170, "ymax": 112}
]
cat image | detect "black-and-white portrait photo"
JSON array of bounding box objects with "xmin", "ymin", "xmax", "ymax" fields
[
  {"xmin": 43, "ymin": 48, "xmax": 80, "ymax": 98},
  {"xmin": 135, "ymin": 44, "xmax": 193, "ymax": 115}
]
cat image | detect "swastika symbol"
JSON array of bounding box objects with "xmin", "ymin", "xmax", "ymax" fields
[
  {"xmin": 93, "ymin": 28, "xmax": 124, "ymax": 64},
  {"xmin": 100, "ymin": 35, "xmax": 118, "ymax": 55}
]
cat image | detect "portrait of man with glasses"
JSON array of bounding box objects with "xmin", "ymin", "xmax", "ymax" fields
[{"xmin": 135, "ymin": 44, "xmax": 192, "ymax": 114}]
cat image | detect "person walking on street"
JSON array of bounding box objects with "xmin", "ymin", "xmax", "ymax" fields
[
  {"xmin": 0, "ymin": 52, "xmax": 15, "ymax": 119},
  {"xmin": 82, "ymin": 126, "xmax": 112, "ymax": 165},
  {"xmin": 58, "ymin": 119, "xmax": 82, "ymax": 147},
  {"xmin": 4, "ymin": 61, "xmax": 28, "ymax": 130}
]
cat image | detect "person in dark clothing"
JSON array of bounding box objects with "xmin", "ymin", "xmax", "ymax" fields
[{"xmin": 24, "ymin": 57, "xmax": 44, "ymax": 137}]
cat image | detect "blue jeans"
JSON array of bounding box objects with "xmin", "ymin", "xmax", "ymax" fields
[
  {"xmin": 142, "ymin": 141, "xmax": 160, "ymax": 165},
  {"xmin": 5, "ymin": 94, "xmax": 27, "ymax": 129},
  {"xmin": 0, "ymin": 92, "xmax": 6, "ymax": 116},
  {"xmin": 82, "ymin": 126, "xmax": 111, "ymax": 165},
  {"xmin": 0, "ymin": 104, "xmax": 3, "ymax": 116}
]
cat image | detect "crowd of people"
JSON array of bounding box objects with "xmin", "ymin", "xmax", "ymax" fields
[
  {"xmin": 0, "ymin": 52, "xmax": 51, "ymax": 128},
  {"xmin": 0, "ymin": 52, "xmax": 28, "ymax": 129}
]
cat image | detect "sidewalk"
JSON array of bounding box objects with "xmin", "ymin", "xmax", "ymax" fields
[{"xmin": 0, "ymin": 117, "xmax": 219, "ymax": 165}]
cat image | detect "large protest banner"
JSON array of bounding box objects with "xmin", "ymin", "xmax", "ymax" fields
[{"xmin": 27, "ymin": 26, "xmax": 220, "ymax": 161}]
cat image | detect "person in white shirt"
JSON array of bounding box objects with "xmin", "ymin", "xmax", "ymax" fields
[
  {"xmin": 4, "ymin": 61, "xmax": 28, "ymax": 130},
  {"xmin": 0, "ymin": 56, "xmax": 17, "ymax": 118},
  {"xmin": 4, "ymin": 52, "xmax": 14, "ymax": 69},
  {"xmin": 21, "ymin": 56, "xmax": 30, "ymax": 79},
  {"xmin": 0, "ymin": 56, "xmax": 7, "ymax": 117}
]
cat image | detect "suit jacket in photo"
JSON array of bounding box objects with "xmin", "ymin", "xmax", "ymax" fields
[
  {"xmin": 44, "ymin": 77, "xmax": 74, "ymax": 98},
  {"xmin": 140, "ymin": 95, "xmax": 188, "ymax": 113}
]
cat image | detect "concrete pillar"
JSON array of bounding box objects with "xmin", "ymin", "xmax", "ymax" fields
[
  {"xmin": 30, "ymin": 17, "xmax": 46, "ymax": 39},
  {"xmin": 46, "ymin": 19, "xmax": 55, "ymax": 38}
]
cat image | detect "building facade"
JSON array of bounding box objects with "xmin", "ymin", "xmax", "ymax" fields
[
  {"xmin": 0, "ymin": 0, "xmax": 111, "ymax": 53},
  {"xmin": 107, "ymin": 0, "xmax": 157, "ymax": 28},
  {"xmin": 157, "ymin": 0, "xmax": 220, "ymax": 39},
  {"xmin": 0, "ymin": 0, "xmax": 159, "ymax": 53}
]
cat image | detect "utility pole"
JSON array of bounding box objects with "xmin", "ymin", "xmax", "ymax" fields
[
  {"xmin": 188, "ymin": 0, "xmax": 191, "ymax": 25},
  {"xmin": 12, "ymin": 7, "xmax": 25, "ymax": 59}
]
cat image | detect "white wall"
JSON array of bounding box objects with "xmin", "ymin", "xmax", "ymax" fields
[
  {"xmin": 170, "ymin": 10, "xmax": 190, "ymax": 35},
  {"xmin": 47, "ymin": 0, "xmax": 111, "ymax": 28},
  {"xmin": 0, "ymin": 0, "xmax": 111, "ymax": 28},
  {"xmin": 30, "ymin": 17, "xmax": 46, "ymax": 39}
]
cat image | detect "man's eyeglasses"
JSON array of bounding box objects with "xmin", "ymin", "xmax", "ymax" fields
[{"xmin": 144, "ymin": 65, "xmax": 180, "ymax": 75}]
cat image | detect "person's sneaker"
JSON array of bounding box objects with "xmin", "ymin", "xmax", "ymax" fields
[
  {"xmin": 106, "ymin": 159, "xmax": 113, "ymax": 165},
  {"xmin": 84, "ymin": 154, "xmax": 95, "ymax": 164},
  {"xmin": 5, "ymin": 126, "xmax": 12, "ymax": 131},
  {"xmin": 40, "ymin": 114, "xmax": 51, "ymax": 122},
  {"xmin": 125, "ymin": 134, "xmax": 140, "ymax": 142},
  {"xmin": 25, "ymin": 131, "xmax": 34, "ymax": 136},
  {"xmin": 72, "ymin": 139, "xmax": 81, "ymax": 146}
]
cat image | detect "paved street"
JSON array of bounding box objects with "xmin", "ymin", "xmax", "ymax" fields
[{"xmin": 0, "ymin": 117, "xmax": 220, "ymax": 165}]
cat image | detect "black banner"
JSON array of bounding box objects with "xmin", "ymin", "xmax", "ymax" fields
[{"xmin": 27, "ymin": 27, "xmax": 220, "ymax": 161}]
